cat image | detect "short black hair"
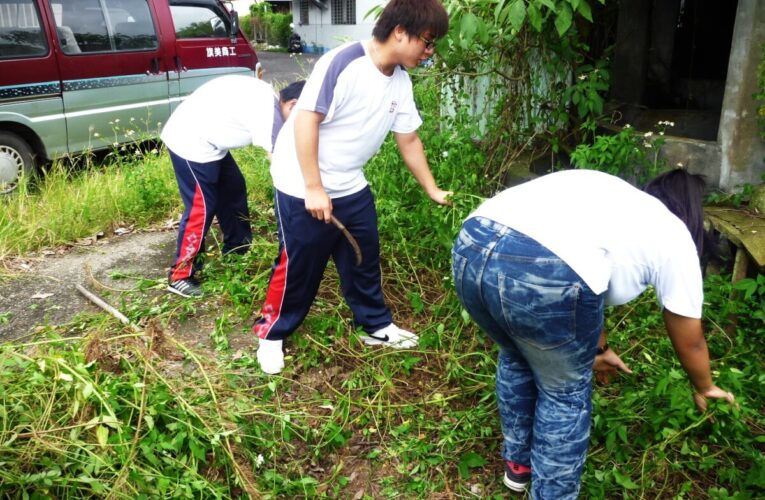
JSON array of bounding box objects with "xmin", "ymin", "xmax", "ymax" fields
[
  {"xmin": 372, "ymin": 0, "xmax": 449, "ymax": 42},
  {"xmin": 279, "ymin": 80, "xmax": 305, "ymax": 103},
  {"xmin": 645, "ymin": 169, "xmax": 707, "ymax": 257}
]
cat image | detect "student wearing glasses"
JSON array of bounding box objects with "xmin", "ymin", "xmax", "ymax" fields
[{"xmin": 254, "ymin": 0, "xmax": 450, "ymax": 374}]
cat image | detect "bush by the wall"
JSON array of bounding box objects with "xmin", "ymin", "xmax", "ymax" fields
[
  {"xmin": 248, "ymin": 2, "xmax": 291, "ymax": 48},
  {"xmin": 265, "ymin": 13, "xmax": 291, "ymax": 47}
]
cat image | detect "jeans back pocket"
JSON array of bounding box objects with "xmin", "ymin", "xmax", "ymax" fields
[{"xmin": 498, "ymin": 273, "xmax": 580, "ymax": 350}]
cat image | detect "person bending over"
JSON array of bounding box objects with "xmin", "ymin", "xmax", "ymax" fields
[
  {"xmin": 452, "ymin": 168, "xmax": 735, "ymax": 498},
  {"xmin": 161, "ymin": 76, "xmax": 305, "ymax": 297}
]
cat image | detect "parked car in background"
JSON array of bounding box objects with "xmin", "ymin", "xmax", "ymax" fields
[{"xmin": 0, "ymin": 0, "xmax": 261, "ymax": 193}]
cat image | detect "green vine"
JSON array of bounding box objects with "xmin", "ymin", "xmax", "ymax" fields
[{"xmin": 434, "ymin": 0, "xmax": 612, "ymax": 186}]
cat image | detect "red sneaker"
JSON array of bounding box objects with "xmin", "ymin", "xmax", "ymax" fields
[{"xmin": 503, "ymin": 460, "xmax": 531, "ymax": 492}]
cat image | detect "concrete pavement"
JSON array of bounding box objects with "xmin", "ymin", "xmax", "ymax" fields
[{"xmin": 256, "ymin": 51, "xmax": 319, "ymax": 86}]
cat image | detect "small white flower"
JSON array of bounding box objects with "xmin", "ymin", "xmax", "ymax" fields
[
  {"xmin": 130, "ymin": 117, "xmax": 135, "ymax": 122},
  {"xmin": 151, "ymin": 148, "xmax": 158, "ymax": 155},
  {"xmin": 113, "ymin": 142, "xmax": 118, "ymax": 147},
  {"xmin": 677, "ymin": 162, "xmax": 684, "ymax": 167},
  {"xmin": 115, "ymin": 118, "xmax": 120, "ymax": 123},
  {"xmin": 624, "ymin": 124, "xmax": 631, "ymax": 129},
  {"xmin": 255, "ymin": 454, "xmax": 265, "ymax": 467},
  {"xmin": 127, "ymin": 130, "xmax": 135, "ymax": 137},
  {"xmin": 668, "ymin": 121, "xmax": 675, "ymax": 127},
  {"xmin": 578, "ymin": 74, "xmax": 586, "ymax": 80},
  {"xmin": 659, "ymin": 131, "xmax": 664, "ymax": 136},
  {"xmin": 644, "ymin": 142, "xmax": 652, "ymax": 148},
  {"xmin": 643, "ymin": 132, "xmax": 653, "ymax": 138},
  {"xmin": 442, "ymin": 151, "xmax": 449, "ymax": 158},
  {"xmin": 93, "ymin": 132, "xmax": 100, "ymax": 137}
]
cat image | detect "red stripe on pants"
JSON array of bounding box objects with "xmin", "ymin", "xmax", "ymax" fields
[
  {"xmin": 170, "ymin": 183, "xmax": 206, "ymax": 281},
  {"xmin": 254, "ymin": 247, "xmax": 289, "ymax": 339}
]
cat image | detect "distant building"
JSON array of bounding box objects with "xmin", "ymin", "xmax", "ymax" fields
[{"xmin": 291, "ymin": 0, "xmax": 379, "ymax": 53}]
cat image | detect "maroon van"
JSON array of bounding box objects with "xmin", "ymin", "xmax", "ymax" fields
[{"xmin": 0, "ymin": 0, "xmax": 261, "ymax": 193}]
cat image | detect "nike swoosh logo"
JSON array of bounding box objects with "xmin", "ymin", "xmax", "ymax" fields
[{"xmin": 369, "ymin": 333, "xmax": 389, "ymax": 342}]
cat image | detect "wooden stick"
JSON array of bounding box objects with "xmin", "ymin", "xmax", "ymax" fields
[
  {"xmin": 75, "ymin": 284, "xmax": 140, "ymax": 332},
  {"xmin": 330, "ymin": 215, "xmax": 363, "ymax": 266}
]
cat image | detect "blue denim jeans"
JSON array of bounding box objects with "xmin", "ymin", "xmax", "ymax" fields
[{"xmin": 452, "ymin": 217, "xmax": 604, "ymax": 500}]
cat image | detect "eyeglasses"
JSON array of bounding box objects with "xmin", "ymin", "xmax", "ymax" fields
[{"xmin": 418, "ymin": 34, "xmax": 436, "ymax": 50}]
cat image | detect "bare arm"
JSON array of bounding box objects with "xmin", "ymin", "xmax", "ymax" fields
[
  {"xmin": 295, "ymin": 109, "xmax": 332, "ymax": 222},
  {"xmin": 393, "ymin": 131, "xmax": 451, "ymax": 205},
  {"xmin": 663, "ymin": 309, "xmax": 734, "ymax": 410}
]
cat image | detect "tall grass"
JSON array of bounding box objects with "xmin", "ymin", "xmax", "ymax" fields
[{"xmin": 0, "ymin": 147, "xmax": 272, "ymax": 260}]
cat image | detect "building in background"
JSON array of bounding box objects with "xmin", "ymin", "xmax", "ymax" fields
[{"xmin": 291, "ymin": 0, "xmax": 378, "ymax": 53}]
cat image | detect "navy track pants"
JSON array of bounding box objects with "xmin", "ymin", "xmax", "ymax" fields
[
  {"xmin": 253, "ymin": 187, "xmax": 392, "ymax": 340},
  {"xmin": 169, "ymin": 149, "xmax": 252, "ymax": 281}
]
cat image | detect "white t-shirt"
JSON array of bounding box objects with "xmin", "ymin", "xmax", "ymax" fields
[
  {"xmin": 160, "ymin": 75, "xmax": 282, "ymax": 162},
  {"xmin": 270, "ymin": 41, "xmax": 423, "ymax": 199},
  {"xmin": 469, "ymin": 169, "xmax": 704, "ymax": 318}
]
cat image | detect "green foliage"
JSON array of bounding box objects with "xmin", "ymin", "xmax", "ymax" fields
[
  {"xmin": 563, "ymin": 58, "xmax": 610, "ymax": 121},
  {"xmin": 706, "ymin": 182, "xmax": 756, "ymax": 208},
  {"xmin": 437, "ymin": 0, "xmax": 613, "ymax": 180},
  {"xmin": 0, "ymin": 329, "xmax": 261, "ymax": 497},
  {"xmin": 570, "ymin": 122, "xmax": 670, "ymax": 185},
  {"xmin": 0, "ymin": 149, "xmax": 177, "ymax": 258},
  {"xmin": 266, "ymin": 14, "xmax": 292, "ymax": 47},
  {"xmin": 250, "ymin": 2, "xmax": 291, "ymax": 47},
  {"xmin": 239, "ymin": 14, "xmax": 253, "ymax": 41},
  {"xmin": 583, "ymin": 277, "xmax": 765, "ymax": 499}
]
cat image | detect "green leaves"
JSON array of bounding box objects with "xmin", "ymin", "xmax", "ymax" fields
[
  {"xmin": 554, "ymin": 3, "xmax": 573, "ymax": 36},
  {"xmin": 507, "ymin": 0, "xmax": 527, "ymax": 31},
  {"xmin": 488, "ymin": 0, "xmax": 592, "ymax": 35},
  {"xmin": 458, "ymin": 452, "xmax": 487, "ymax": 479}
]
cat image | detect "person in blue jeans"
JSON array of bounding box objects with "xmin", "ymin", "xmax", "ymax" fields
[{"xmin": 451, "ymin": 169, "xmax": 735, "ymax": 498}]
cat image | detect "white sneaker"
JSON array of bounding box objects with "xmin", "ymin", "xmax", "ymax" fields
[
  {"xmin": 359, "ymin": 323, "xmax": 419, "ymax": 349},
  {"xmin": 257, "ymin": 339, "xmax": 284, "ymax": 374}
]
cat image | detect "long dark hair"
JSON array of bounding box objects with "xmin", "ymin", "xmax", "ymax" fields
[
  {"xmin": 372, "ymin": 0, "xmax": 449, "ymax": 41},
  {"xmin": 644, "ymin": 169, "xmax": 707, "ymax": 257}
]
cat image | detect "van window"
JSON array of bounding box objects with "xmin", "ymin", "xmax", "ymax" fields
[
  {"xmin": 49, "ymin": 0, "xmax": 157, "ymax": 53},
  {"xmin": 0, "ymin": 0, "xmax": 48, "ymax": 59},
  {"xmin": 170, "ymin": 4, "xmax": 228, "ymax": 39}
]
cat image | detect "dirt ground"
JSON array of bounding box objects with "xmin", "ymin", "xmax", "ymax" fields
[{"xmin": 0, "ymin": 229, "xmax": 177, "ymax": 341}]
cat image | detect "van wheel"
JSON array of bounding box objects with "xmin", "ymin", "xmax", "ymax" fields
[{"xmin": 0, "ymin": 132, "xmax": 35, "ymax": 194}]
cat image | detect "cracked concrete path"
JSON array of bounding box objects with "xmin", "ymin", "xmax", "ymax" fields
[{"xmin": 0, "ymin": 230, "xmax": 176, "ymax": 341}]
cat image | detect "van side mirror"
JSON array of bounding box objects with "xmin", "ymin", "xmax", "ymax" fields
[{"xmin": 229, "ymin": 10, "xmax": 239, "ymax": 43}]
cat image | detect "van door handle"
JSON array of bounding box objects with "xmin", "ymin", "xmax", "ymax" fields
[
  {"xmin": 174, "ymin": 56, "xmax": 187, "ymax": 72},
  {"xmin": 148, "ymin": 57, "xmax": 161, "ymax": 75}
]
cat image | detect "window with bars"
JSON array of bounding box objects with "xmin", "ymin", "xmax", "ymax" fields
[
  {"xmin": 299, "ymin": 0, "xmax": 309, "ymax": 25},
  {"xmin": 331, "ymin": 0, "xmax": 354, "ymax": 25}
]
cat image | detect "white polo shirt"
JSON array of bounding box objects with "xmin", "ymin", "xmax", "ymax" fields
[
  {"xmin": 270, "ymin": 41, "xmax": 423, "ymax": 199},
  {"xmin": 161, "ymin": 75, "xmax": 283, "ymax": 162},
  {"xmin": 469, "ymin": 169, "xmax": 704, "ymax": 318}
]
